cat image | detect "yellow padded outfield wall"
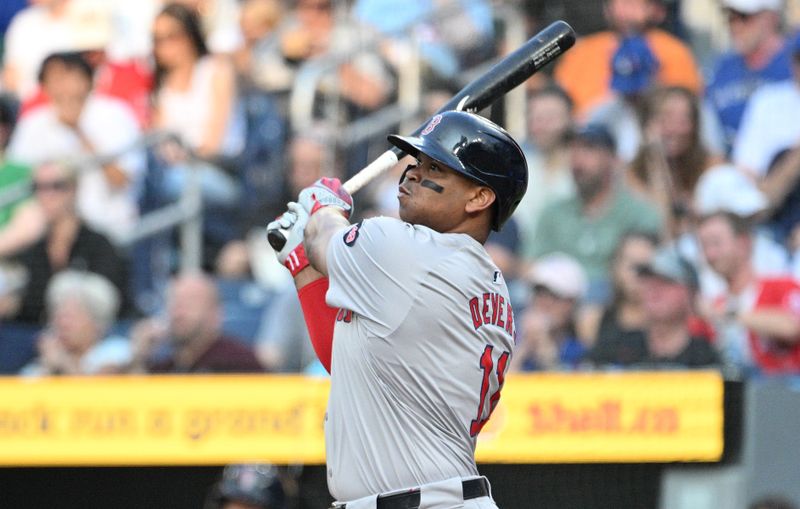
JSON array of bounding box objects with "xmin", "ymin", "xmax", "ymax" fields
[{"xmin": 0, "ymin": 371, "xmax": 724, "ymax": 466}]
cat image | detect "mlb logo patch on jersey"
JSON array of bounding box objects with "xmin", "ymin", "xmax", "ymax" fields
[
  {"xmin": 493, "ymin": 270, "xmax": 503, "ymax": 284},
  {"xmin": 343, "ymin": 221, "xmax": 363, "ymax": 247}
]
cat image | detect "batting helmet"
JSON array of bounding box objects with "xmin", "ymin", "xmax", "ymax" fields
[
  {"xmin": 209, "ymin": 464, "xmax": 285, "ymax": 509},
  {"xmin": 388, "ymin": 110, "xmax": 528, "ymax": 231}
]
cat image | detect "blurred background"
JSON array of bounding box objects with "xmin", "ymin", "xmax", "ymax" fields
[{"xmin": 1, "ymin": 0, "xmax": 800, "ymax": 508}]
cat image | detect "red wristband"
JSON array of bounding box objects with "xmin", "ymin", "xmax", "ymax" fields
[{"xmin": 284, "ymin": 243, "xmax": 310, "ymax": 277}]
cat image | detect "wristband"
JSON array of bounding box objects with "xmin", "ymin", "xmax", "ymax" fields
[{"xmin": 284, "ymin": 243, "xmax": 310, "ymax": 277}]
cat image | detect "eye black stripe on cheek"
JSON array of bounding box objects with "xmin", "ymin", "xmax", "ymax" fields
[{"xmin": 420, "ymin": 180, "xmax": 445, "ymax": 193}]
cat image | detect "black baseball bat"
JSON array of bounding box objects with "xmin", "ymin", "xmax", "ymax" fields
[{"xmin": 268, "ymin": 20, "xmax": 576, "ymax": 251}]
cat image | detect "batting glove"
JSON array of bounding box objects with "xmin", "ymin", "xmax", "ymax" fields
[
  {"xmin": 267, "ymin": 202, "xmax": 310, "ymax": 276},
  {"xmin": 298, "ymin": 177, "xmax": 353, "ymax": 218}
]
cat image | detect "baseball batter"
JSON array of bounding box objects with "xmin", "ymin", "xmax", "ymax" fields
[{"xmin": 268, "ymin": 111, "xmax": 528, "ymax": 508}]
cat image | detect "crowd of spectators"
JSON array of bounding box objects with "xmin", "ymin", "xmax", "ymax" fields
[{"xmin": 0, "ymin": 0, "xmax": 800, "ymax": 383}]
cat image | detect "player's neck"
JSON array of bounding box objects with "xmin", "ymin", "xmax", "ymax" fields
[{"xmin": 445, "ymin": 219, "xmax": 490, "ymax": 244}]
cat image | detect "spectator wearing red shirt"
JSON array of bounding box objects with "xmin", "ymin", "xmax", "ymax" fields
[{"xmin": 697, "ymin": 211, "xmax": 800, "ymax": 375}]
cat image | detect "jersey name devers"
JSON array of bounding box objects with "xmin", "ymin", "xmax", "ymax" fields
[{"xmin": 469, "ymin": 292, "xmax": 514, "ymax": 337}]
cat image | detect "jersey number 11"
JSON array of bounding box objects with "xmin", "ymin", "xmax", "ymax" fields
[{"xmin": 470, "ymin": 344, "xmax": 510, "ymax": 437}]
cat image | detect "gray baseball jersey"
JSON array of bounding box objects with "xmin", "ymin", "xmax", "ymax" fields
[{"xmin": 324, "ymin": 216, "xmax": 516, "ymax": 501}]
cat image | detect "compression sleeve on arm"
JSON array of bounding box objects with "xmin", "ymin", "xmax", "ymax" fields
[{"xmin": 297, "ymin": 277, "xmax": 336, "ymax": 373}]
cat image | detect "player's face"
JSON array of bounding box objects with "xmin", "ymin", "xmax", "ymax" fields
[{"xmin": 397, "ymin": 154, "xmax": 487, "ymax": 232}]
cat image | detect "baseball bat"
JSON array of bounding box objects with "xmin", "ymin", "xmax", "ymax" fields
[{"xmin": 268, "ymin": 20, "xmax": 576, "ymax": 251}]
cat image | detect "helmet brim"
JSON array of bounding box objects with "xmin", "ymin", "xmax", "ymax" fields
[{"xmin": 388, "ymin": 134, "xmax": 490, "ymax": 189}]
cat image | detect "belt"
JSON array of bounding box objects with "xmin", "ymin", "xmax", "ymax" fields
[{"xmin": 340, "ymin": 477, "xmax": 490, "ymax": 509}]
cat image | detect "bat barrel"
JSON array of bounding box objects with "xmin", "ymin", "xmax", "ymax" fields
[{"xmin": 426, "ymin": 20, "xmax": 576, "ymax": 124}]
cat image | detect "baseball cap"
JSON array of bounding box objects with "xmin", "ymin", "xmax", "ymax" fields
[
  {"xmin": 528, "ymin": 252, "xmax": 588, "ymax": 300},
  {"xmin": 721, "ymin": 0, "xmax": 783, "ymax": 13},
  {"xmin": 693, "ymin": 164, "xmax": 767, "ymax": 217},
  {"xmin": 636, "ymin": 248, "xmax": 699, "ymax": 290},
  {"xmin": 571, "ymin": 123, "xmax": 616, "ymax": 153},
  {"xmin": 611, "ymin": 35, "xmax": 660, "ymax": 96}
]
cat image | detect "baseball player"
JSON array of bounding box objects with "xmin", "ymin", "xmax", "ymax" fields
[{"xmin": 268, "ymin": 111, "xmax": 528, "ymax": 508}]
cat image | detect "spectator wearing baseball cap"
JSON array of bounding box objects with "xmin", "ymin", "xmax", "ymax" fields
[
  {"xmin": 553, "ymin": 0, "xmax": 702, "ymax": 121},
  {"xmin": 511, "ymin": 253, "xmax": 589, "ymax": 372},
  {"xmin": 524, "ymin": 123, "xmax": 663, "ymax": 306},
  {"xmin": 706, "ymin": 0, "xmax": 792, "ymax": 155},
  {"xmin": 585, "ymin": 33, "xmax": 659, "ymax": 163},
  {"xmin": 687, "ymin": 163, "xmax": 791, "ymax": 300},
  {"xmin": 589, "ymin": 245, "xmax": 719, "ymax": 369},
  {"xmin": 586, "ymin": 231, "xmax": 658, "ymax": 366},
  {"xmin": 634, "ymin": 248, "xmax": 719, "ymax": 368},
  {"xmin": 694, "ymin": 164, "xmax": 768, "ymax": 219}
]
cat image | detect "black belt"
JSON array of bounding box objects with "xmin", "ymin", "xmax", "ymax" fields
[{"xmin": 340, "ymin": 477, "xmax": 490, "ymax": 509}]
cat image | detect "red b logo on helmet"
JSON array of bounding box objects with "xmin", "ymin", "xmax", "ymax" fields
[{"xmin": 421, "ymin": 114, "xmax": 443, "ymax": 136}]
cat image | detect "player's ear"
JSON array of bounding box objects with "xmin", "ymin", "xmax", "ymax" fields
[{"xmin": 465, "ymin": 186, "xmax": 496, "ymax": 215}]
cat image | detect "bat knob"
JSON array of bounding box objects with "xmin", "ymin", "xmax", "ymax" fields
[{"xmin": 267, "ymin": 228, "xmax": 288, "ymax": 252}]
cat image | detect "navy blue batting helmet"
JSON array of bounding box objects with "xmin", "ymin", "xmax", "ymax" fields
[{"xmin": 388, "ymin": 110, "xmax": 528, "ymax": 231}]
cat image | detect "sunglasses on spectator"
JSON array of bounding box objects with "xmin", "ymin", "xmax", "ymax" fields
[{"xmin": 32, "ymin": 179, "xmax": 74, "ymax": 193}]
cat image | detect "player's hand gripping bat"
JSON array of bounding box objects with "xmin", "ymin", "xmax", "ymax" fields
[{"xmin": 267, "ymin": 20, "xmax": 576, "ymax": 251}]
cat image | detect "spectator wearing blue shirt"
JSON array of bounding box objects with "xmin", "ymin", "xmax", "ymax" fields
[{"xmin": 705, "ymin": 0, "xmax": 791, "ymax": 154}]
